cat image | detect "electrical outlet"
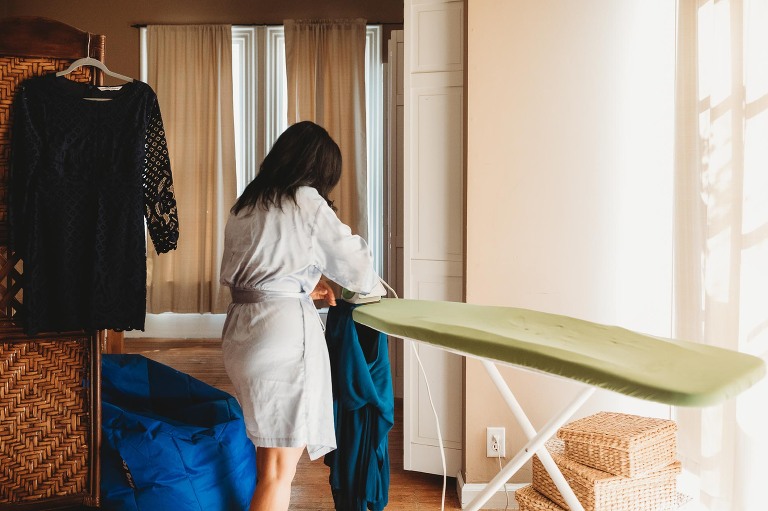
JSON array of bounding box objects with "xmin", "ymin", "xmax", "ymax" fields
[{"xmin": 486, "ymin": 426, "xmax": 505, "ymax": 457}]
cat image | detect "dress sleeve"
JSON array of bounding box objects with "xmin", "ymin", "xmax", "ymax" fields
[
  {"xmin": 143, "ymin": 97, "xmax": 179, "ymax": 254},
  {"xmin": 9, "ymin": 85, "xmax": 40, "ymax": 257},
  {"xmin": 311, "ymin": 201, "xmax": 379, "ymax": 294}
]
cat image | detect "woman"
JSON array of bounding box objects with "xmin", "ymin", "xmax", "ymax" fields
[{"xmin": 220, "ymin": 121, "xmax": 379, "ymax": 511}]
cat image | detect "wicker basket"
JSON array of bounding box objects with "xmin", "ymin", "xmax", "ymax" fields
[
  {"xmin": 516, "ymin": 484, "xmax": 566, "ymax": 511},
  {"xmin": 532, "ymin": 439, "xmax": 681, "ymax": 511},
  {"xmin": 557, "ymin": 412, "xmax": 677, "ymax": 478}
]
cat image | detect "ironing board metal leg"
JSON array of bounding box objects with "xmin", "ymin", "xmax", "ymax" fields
[{"xmin": 464, "ymin": 361, "xmax": 594, "ymax": 511}]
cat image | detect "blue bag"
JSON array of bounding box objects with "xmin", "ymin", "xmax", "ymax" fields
[{"xmin": 101, "ymin": 354, "xmax": 256, "ymax": 511}]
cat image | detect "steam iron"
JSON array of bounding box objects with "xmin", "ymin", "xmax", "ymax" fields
[{"xmin": 341, "ymin": 279, "xmax": 388, "ymax": 304}]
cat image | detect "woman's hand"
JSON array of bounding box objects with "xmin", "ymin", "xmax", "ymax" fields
[{"xmin": 310, "ymin": 280, "xmax": 337, "ymax": 307}]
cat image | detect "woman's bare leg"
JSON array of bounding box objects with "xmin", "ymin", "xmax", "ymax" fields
[{"xmin": 249, "ymin": 446, "xmax": 305, "ymax": 511}]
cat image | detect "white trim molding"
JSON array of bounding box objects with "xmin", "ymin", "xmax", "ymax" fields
[{"xmin": 457, "ymin": 471, "xmax": 526, "ymax": 510}]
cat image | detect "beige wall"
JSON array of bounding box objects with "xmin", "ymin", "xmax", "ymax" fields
[
  {"xmin": 466, "ymin": 0, "xmax": 676, "ymax": 484},
  {"xmin": 4, "ymin": 0, "xmax": 402, "ymax": 78}
]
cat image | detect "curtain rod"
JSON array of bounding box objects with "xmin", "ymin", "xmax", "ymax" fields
[{"xmin": 131, "ymin": 21, "xmax": 402, "ymax": 28}]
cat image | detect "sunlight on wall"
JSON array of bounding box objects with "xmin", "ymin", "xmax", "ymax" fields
[
  {"xmin": 696, "ymin": 0, "xmax": 768, "ymax": 363},
  {"xmin": 741, "ymin": 110, "xmax": 768, "ymax": 353},
  {"xmin": 697, "ymin": 0, "xmax": 732, "ymax": 105},
  {"xmin": 466, "ymin": 0, "xmax": 676, "ymax": 484},
  {"xmin": 744, "ymin": 0, "xmax": 768, "ymax": 104},
  {"xmin": 679, "ymin": 1, "xmax": 768, "ymax": 509},
  {"xmin": 610, "ymin": 0, "xmax": 674, "ymax": 336},
  {"xmin": 737, "ymin": 1, "xmax": 768, "ymax": 468},
  {"xmin": 741, "ymin": 0, "xmax": 768, "ymax": 358}
]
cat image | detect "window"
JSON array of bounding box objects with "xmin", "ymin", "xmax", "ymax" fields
[
  {"xmin": 142, "ymin": 26, "xmax": 382, "ymax": 265},
  {"xmin": 232, "ymin": 25, "xmax": 384, "ymax": 272},
  {"xmin": 231, "ymin": 26, "xmax": 287, "ymax": 193},
  {"xmin": 136, "ymin": 25, "xmax": 384, "ymax": 337}
]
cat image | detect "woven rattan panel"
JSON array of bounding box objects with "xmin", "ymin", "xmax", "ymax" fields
[
  {"xmin": 0, "ymin": 246, "xmax": 22, "ymax": 320},
  {"xmin": 0, "ymin": 56, "xmax": 98, "ymax": 510},
  {"xmin": 0, "ymin": 337, "xmax": 91, "ymax": 503}
]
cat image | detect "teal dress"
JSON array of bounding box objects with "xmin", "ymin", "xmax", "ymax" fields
[{"xmin": 324, "ymin": 301, "xmax": 394, "ymax": 511}]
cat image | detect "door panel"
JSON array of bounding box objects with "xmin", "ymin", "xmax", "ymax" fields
[{"xmin": 402, "ymin": 0, "xmax": 465, "ymax": 477}]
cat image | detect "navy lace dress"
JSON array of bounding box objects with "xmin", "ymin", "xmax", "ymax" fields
[{"xmin": 10, "ymin": 74, "xmax": 179, "ymax": 335}]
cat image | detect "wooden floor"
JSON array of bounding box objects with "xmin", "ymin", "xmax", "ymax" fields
[{"xmin": 125, "ymin": 338, "xmax": 464, "ymax": 511}]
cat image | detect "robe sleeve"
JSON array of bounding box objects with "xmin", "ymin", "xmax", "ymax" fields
[
  {"xmin": 142, "ymin": 97, "xmax": 179, "ymax": 254},
  {"xmin": 311, "ymin": 201, "xmax": 378, "ymax": 294},
  {"xmin": 9, "ymin": 84, "xmax": 41, "ymax": 257}
]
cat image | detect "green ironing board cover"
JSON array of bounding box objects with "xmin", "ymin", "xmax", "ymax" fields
[{"xmin": 352, "ymin": 299, "xmax": 765, "ymax": 407}]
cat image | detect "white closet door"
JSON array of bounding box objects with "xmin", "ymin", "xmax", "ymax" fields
[{"xmin": 403, "ymin": 0, "xmax": 464, "ymax": 476}]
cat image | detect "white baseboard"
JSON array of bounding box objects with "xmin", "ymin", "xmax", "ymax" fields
[
  {"xmin": 456, "ymin": 471, "xmax": 527, "ymax": 510},
  {"xmin": 126, "ymin": 310, "xmax": 330, "ymax": 339},
  {"xmin": 125, "ymin": 313, "xmax": 226, "ymax": 339}
]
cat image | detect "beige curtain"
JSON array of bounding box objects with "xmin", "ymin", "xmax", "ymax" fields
[
  {"xmin": 284, "ymin": 18, "xmax": 368, "ymax": 238},
  {"xmin": 674, "ymin": 1, "xmax": 768, "ymax": 509},
  {"xmin": 146, "ymin": 25, "xmax": 237, "ymax": 313}
]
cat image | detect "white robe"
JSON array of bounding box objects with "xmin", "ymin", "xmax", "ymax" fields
[{"xmin": 220, "ymin": 186, "xmax": 378, "ymax": 459}]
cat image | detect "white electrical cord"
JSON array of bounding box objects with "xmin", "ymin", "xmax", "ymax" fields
[
  {"xmin": 378, "ymin": 277, "xmax": 398, "ymax": 299},
  {"xmin": 497, "ymin": 454, "xmax": 510, "ymax": 511},
  {"xmin": 410, "ymin": 341, "xmax": 448, "ymax": 511},
  {"xmin": 378, "ymin": 278, "xmax": 448, "ymax": 511}
]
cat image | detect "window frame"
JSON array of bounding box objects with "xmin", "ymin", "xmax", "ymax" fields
[
  {"xmin": 135, "ymin": 24, "xmax": 384, "ymax": 337},
  {"xmin": 231, "ymin": 24, "xmax": 383, "ymax": 271}
]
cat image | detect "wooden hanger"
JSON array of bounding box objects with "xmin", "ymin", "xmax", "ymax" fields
[{"xmin": 56, "ymin": 57, "xmax": 134, "ymax": 83}]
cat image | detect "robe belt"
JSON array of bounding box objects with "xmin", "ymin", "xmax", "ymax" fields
[
  {"xmin": 230, "ymin": 288, "xmax": 309, "ymax": 303},
  {"xmin": 230, "ymin": 288, "xmax": 325, "ymax": 330}
]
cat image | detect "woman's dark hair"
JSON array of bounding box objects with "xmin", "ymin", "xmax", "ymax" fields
[{"xmin": 231, "ymin": 121, "xmax": 342, "ymax": 214}]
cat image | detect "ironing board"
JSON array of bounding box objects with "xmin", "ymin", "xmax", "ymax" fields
[{"xmin": 352, "ymin": 298, "xmax": 766, "ymax": 511}]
